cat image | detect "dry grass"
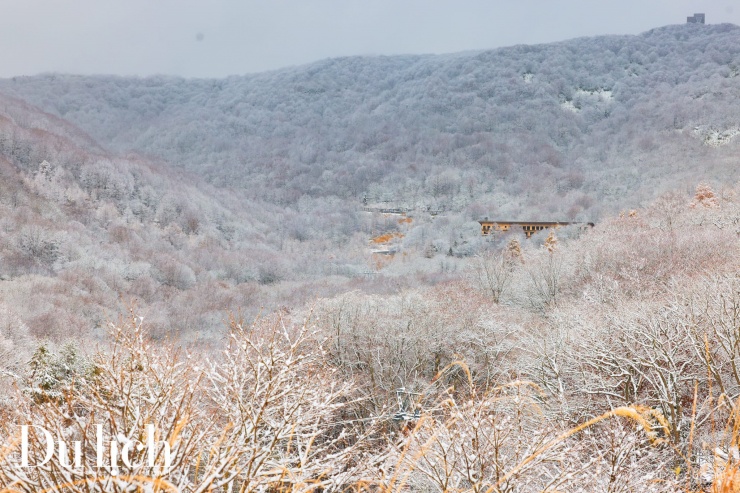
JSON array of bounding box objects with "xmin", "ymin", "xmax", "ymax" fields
[{"xmin": 3, "ymin": 280, "xmax": 740, "ymax": 491}]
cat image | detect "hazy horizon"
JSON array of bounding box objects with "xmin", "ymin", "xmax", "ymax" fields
[{"xmin": 0, "ymin": 0, "xmax": 735, "ymax": 79}]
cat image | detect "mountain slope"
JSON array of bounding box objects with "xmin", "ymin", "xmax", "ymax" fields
[
  {"xmin": 1, "ymin": 24, "xmax": 739, "ymax": 220},
  {"xmin": 0, "ymin": 94, "xmax": 364, "ymax": 342}
]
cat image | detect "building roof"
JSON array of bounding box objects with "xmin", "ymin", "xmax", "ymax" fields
[
  {"xmin": 479, "ymin": 220, "xmax": 572, "ymax": 225},
  {"xmin": 478, "ymin": 220, "xmax": 595, "ymax": 226}
]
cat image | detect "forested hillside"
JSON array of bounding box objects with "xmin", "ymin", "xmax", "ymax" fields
[
  {"xmin": 0, "ymin": 93, "xmax": 390, "ymax": 344},
  {"xmin": 0, "ymin": 22, "xmax": 738, "ymax": 344},
  {"xmin": 0, "ymin": 21, "xmax": 739, "ymax": 492},
  {"xmin": 0, "ymin": 91, "xmax": 477, "ymax": 345},
  {"xmin": 1, "ymin": 23, "xmax": 739, "ymax": 220},
  {"xmin": 2, "ymin": 179, "xmax": 738, "ymax": 492}
]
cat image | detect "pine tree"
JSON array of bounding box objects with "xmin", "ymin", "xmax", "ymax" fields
[{"xmin": 26, "ymin": 342, "xmax": 86, "ymax": 403}]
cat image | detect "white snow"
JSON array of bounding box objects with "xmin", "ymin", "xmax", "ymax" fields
[
  {"xmin": 706, "ymin": 128, "xmax": 740, "ymax": 146},
  {"xmin": 575, "ymin": 88, "xmax": 613, "ymax": 102},
  {"xmin": 560, "ymin": 88, "xmax": 613, "ymax": 113},
  {"xmin": 692, "ymin": 125, "xmax": 740, "ymax": 147},
  {"xmin": 560, "ymin": 100, "xmax": 581, "ymax": 113}
]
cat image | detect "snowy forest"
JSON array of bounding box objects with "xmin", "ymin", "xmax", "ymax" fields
[{"xmin": 0, "ymin": 22, "xmax": 737, "ymax": 492}]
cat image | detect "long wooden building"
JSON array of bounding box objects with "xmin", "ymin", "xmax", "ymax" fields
[{"xmin": 478, "ymin": 220, "xmax": 594, "ymax": 238}]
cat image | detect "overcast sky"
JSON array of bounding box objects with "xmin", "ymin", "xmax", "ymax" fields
[{"xmin": 0, "ymin": 0, "xmax": 735, "ymax": 78}]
